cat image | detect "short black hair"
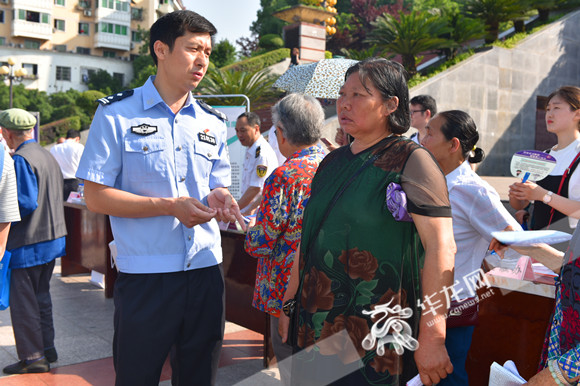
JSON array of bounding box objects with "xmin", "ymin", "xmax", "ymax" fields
[
  {"xmin": 410, "ymin": 95, "xmax": 437, "ymax": 115},
  {"xmin": 345, "ymin": 58, "xmax": 410, "ymax": 135},
  {"xmin": 237, "ymin": 112, "xmax": 261, "ymax": 128},
  {"xmin": 66, "ymin": 129, "xmax": 80, "ymax": 139},
  {"xmin": 150, "ymin": 10, "xmax": 217, "ymax": 66}
]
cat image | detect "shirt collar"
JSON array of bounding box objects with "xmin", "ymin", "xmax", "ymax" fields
[
  {"xmin": 141, "ymin": 76, "xmax": 195, "ymax": 113},
  {"xmin": 16, "ymin": 138, "xmax": 36, "ymax": 152},
  {"xmin": 246, "ymin": 135, "xmax": 264, "ymax": 153},
  {"xmin": 445, "ymin": 160, "xmax": 471, "ymax": 189},
  {"xmin": 286, "ymin": 144, "xmax": 325, "ymax": 161}
]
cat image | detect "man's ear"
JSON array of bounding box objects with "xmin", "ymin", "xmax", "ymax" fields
[
  {"xmin": 153, "ymin": 40, "xmax": 168, "ymax": 62},
  {"xmin": 425, "ymin": 109, "xmax": 432, "ymax": 119}
]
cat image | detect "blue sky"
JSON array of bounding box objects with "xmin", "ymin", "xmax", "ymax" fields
[{"xmin": 182, "ymin": 0, "xmax": 261, "ymax": 45}]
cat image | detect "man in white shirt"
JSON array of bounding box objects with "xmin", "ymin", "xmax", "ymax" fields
[
  {"xmin": 235, "ymin": 112, "xmax": 278, "ymax": 215},
  {"xmin": 50, "ymin": 129, "xmax": 85, "ymax": 199}
]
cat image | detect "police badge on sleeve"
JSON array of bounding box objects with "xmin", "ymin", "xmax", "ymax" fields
[{"xmin": 256, "ymin": 165, "xmax": 268, "ymax": 178}]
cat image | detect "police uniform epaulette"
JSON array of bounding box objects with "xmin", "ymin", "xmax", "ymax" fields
[
  {"xmin": 196, "ymin": 99, "xmax": 227, "ymax": 121},
  {"xmin": 97, "ymin": 90, "xmax": 134, "ymax": 106}
]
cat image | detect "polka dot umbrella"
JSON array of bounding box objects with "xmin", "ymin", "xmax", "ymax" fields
[{"xmin": 273, "ymin": 58, "xmax": 359, "ymax": 100}]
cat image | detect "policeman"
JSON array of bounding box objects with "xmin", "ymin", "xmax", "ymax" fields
[
  {"xmin": 235, "ymin": 112, "xmax": 278, "ymax": 215},
  {"xmin": 76, "ymin": 10, "xmax": 243, "ymax": 386}
]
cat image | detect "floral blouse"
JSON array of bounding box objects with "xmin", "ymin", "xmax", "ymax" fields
[{"xmin": 244, "ymin": 145, "xmax": 325, "ymax": 317}]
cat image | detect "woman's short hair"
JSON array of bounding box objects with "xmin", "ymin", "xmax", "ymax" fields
[
  {"xmin": 344, "ymin": 58, "xmax": 410, "ymax": 135},
  {"xmin": 438, "ymin": 110, "xmax": 485, "ymax": 164},
  {"xmin": 271, "ymin": 93, "xmax": 324, "ymax": 146},
  {"xmin": 547, "ymin": 86, "xmax": 580, "ymax": 130}
]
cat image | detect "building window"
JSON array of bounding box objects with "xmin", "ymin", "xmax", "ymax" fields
[
  {"xmin": 56, "ymin": 66, "xmax": 71, "ymax": 81},
  {"xmin": 77, "ymin": 47, "xmax": 90, "ymax": 55},
  {"xmin": 100, "ymin": 22, "xmax": 127, "ymax": 36},
  {"xmin": 55, "ymin": 0, "xmax": 65, "ymax": 6},
  {"xmin": 54, "ymin": 19, "xmax": 65, "ymax": 31},
  {"xmin": 18, "ymin": 10, "xmax": 50, "ymax": 24},
  {"xmin": 79, "ymin": 0, "xmax": 91, "ymax": 8},
  {"xmin": 53, "ymin": 44, "xmax": 67, "ymax": 52},
  {"xmin": 24, "ymin": 40, "xmax": 40, "ymax": 49},
  {"xmin": 103, "ymin": 50, "xmax": 116, "ymax": 58},
  {"xmin": 131, "ymin": 30, "xmax": 141, "ymax": 42},
  {"xmin": 22, "ymin": 63, "xmax": 38, "ymax": 76},
  {"xmin": 113, "ymin": 72, "xmax": 124, "ymax": 85},
  {"xmin": 0, "ymin": 37, "xmax": 5, "ymax": 46},
  {"xmin": 131, "ymin": 7, "xmax": 143, "ymax": 20},
  {"xmin": 79, "ymin": 22, "xmax": 89, "ymax": 35},
  {"xmin": 0, "ymin": 10, "xmax": 4, "ymax": 23},
  {"xmin": 101, "ymin": 0, "xmax": 128, "ymax": 12}
]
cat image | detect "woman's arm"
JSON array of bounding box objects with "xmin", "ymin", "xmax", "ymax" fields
[
  {"xmin": 278, "ymin": 246, "xmax": 300, "ymax": 344},
  {"xmin": 412, "ymin": 214, "xmax": 456, "ymax": 386},
  {"xmin": 509, "ymin": 181, "xmax": 580, "ymax": 219}
]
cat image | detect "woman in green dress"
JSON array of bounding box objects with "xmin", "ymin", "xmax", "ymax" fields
[{"xmin": 279, "ymin": 58, "xmax": 457, "ymax": 385}]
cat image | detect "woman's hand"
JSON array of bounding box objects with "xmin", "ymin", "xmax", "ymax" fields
[
  {"xmin": 509, "ymin": 181, "xmax": 546, "ymax": 202},
  {"xmin": 527, "ymin": 367, "xmax": 557, "ymax": 385},
  {"xmin": 278, "ymin": 312, "xmax": 290, "ymax": 344},
  {"xmin": 414, "ymin": 337, "xmax": 453, "ymax": 385}
]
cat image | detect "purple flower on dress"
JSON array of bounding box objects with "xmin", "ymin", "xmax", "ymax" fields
[{"xmin": 386, "ymin": 182, "xmax": 413, "ymax": 222}]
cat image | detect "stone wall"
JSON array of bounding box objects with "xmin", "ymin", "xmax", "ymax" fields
[{"xmin": 410, "ymin": 10, "xmax": 580, "ymax": 175}]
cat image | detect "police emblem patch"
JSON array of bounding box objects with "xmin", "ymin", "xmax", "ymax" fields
[
  {"xmin": 256, "ymin": 165, "xmax": 267, "ymax": 177},
  {"xmin": 131, "ymin": 124, "xmax": 158, "ymax": 135},
  {"xmin": 255, "ymin": 146, "xmax": 261, "ymax": 158},
  {"xmin": 198, "ymin": 132, "xmax": 217, "ymax": 145}
]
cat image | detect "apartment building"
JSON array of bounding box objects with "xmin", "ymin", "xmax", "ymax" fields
[{"xmin": 0, "ymin": 0, "xmax": 184, "ymax": 94}]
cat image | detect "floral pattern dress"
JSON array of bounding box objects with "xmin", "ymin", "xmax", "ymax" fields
[{"xmin": 293, "ymin": 136, "xmax": 451, "ymax": 385}]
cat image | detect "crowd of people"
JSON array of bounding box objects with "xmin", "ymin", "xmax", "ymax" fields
[{"xmin": 0, "ymin": 8, "xmax": 579, "ymax": 386}]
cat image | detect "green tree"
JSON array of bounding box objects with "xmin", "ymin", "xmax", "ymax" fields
[
  {"xmin": 251, "ymin": 0, "xmax": 296, "ymax": 37},
  {"xmin": 462, "ymin": 0, "xmax": 527, "ymax": 43},
  {"xmin": 198, "ymin": 67, "xmax": 279, "ymax": 109},
  {"xmin": 367, "ymin": 10, "xmax": 452, "ymax": 76},
  {"xmin": 130, "ymin": 55, "xmax": 156, "ymax": 88},
  {"xmin": 340, "ymin": 45, "xmax": 390, "ymax": 60},
  {"xmin": 87, "ymin": 69, "xmax": 122, "ymax": 95},
  {"xmin": 211, "ymin": 39, "xmax": 237, "ymax": 68}
]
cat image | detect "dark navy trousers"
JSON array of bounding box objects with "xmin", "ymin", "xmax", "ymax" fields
[{"xmin": 113, "ymin": 264, "xmax": 225, "ymax": 386}]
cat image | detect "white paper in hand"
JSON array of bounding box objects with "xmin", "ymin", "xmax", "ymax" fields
[
  {"xmin": 491, "ymin": 230, "xmax": 572, "ymax": 246},
  {"xmin": 488, "ymin": 360, "xmax": 526, "ymax": 385}
]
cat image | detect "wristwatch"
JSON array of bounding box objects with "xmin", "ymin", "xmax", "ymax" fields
[
  {"xmin": 542, "ymin": 191, "xmax": 554, "ymax": 204},
  {"xmin": 282, "ymin": 299, "xmax": 296, "ymax": 317}
]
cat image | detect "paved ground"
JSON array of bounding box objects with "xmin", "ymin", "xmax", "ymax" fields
[{"xmin": 0, "ymin": 259, "xmax": 281, "ymax": 385}]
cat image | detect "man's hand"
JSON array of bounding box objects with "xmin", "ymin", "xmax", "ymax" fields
[
  {"xmin": 207, "ymin": 188, "xmax": 247, "ymax": 231},
  {"xmin": 527, "ymin": 367, "xmax": 558, "ymax": 385},
  {"xmin": 414, "ymin": 337, "xmax": 453, "ymax": 385},
  {"xmin": 172, "ymin": 197, "xmax": 216, "ymax": 228}
]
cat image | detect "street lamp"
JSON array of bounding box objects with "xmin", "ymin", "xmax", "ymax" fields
[{"xmin": 0, "ymin": 57, "xmax": 28, "ymax": 108}]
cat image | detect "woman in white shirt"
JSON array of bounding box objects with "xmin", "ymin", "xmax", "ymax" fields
[
  {"xmin": 421, "ymin": 110, "xmax": 521, "ymax": 386},
  {"xmin": 509, "ymin": 86, "xmax": 580, "ymax": 245}
]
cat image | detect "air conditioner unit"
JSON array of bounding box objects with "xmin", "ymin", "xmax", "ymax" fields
[{"xmin": 83, "ymin": 9, "xmax": 92, "ymax": 17}]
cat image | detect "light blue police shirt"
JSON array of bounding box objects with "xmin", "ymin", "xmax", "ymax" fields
[{"xmin": 76, "ymin": 76, "xmax": 231, "ymax": 274}]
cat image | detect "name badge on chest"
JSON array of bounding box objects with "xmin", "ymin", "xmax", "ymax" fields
[
  {"xmin": 198, "ymin": 132, "xmax": 217, "ymax": 146},
  {"xmin": 131, "ymin": 123, "xmax": 158, "ymax": 135}
]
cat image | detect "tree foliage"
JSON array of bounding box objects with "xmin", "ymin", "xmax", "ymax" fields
[
  {"xmin": 367, "ymin": 10, "xmax": 452, "ymax": 76},
  {"xmin": 197, "ymin": 67, "xmax": 279, "ymax": 109},
  {"xmin": 462, "ymin": 0, "xmax": 528, "ymax": 43},
  {"xmin": 87, "ymin": 69, "xmax": 122, "ymax": 95},
  {"xmin": 211, "ymin": 39, "xmax": 237, "ymax": 68}
]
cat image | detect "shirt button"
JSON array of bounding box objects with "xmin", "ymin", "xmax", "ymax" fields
[
  {"xmin": 142, "ymin": 146, "xmax": 149, "ymax": 152},
  {"xmin": 180, "ymin": 177, "xmax": 186, "ymax": 182},
  {"xmin": 207, "ymin": 153, "xmax": 212, "ymax": 158},
  {"xmin": 188, "ymin": 236, "xmax": 192, "ymax": 241},
  {"xmin": 175, "ymin": 119, "xmax": 179, "ymax": 123},
  {"xmin": 187, "ymin": 263, "xmax": 191, "ymax": 268},
  {"xmin": 176, "ymin": 146, "xmax": 182, "ymax": 151}
]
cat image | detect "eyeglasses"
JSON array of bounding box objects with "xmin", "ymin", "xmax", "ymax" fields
[{"xmin": 410, "ymin": 109, "xmax": 426, "ymax": 115}]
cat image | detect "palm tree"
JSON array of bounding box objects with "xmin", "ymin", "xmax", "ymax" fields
[
  {"xmin": 444, "ymin": 9, "xmax": 486, "ymax": 58},
  {"xmin": 462, "ymin": 0, "xmax": 527, "ymax": 43},
  {"xmin": 339, "ymin": 45, "xmax": 393, "ymax": 60},
  {"xmin": 197, "ymin": 67, "xmax": 279, "ymax": 109},
  {"xmin": 366, "ymin": 10, "xmax": 452, "ymax": 77}
]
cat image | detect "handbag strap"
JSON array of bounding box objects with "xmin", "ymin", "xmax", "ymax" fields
[{"xmin": 547, "ymin": 150, "xmax": 580, "ymax": 228}]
